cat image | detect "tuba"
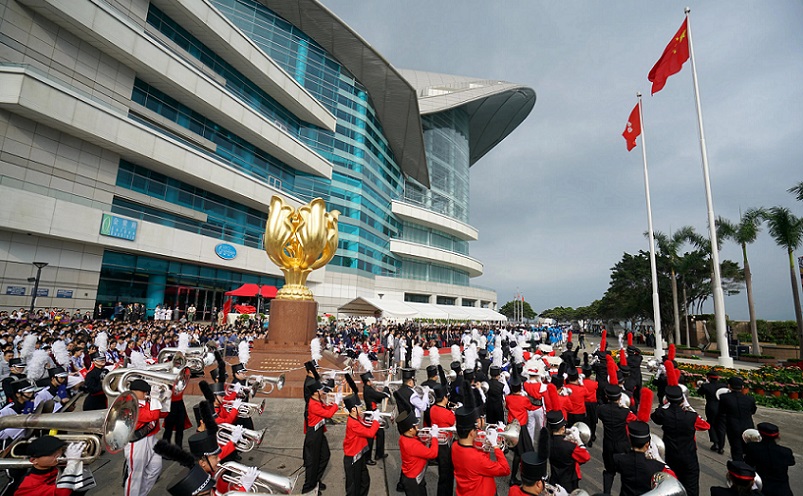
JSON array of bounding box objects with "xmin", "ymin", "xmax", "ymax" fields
[
  {"xmin": 0, "ymin": 392, "xmax": 138, "ymax": 468},
  {"xmin": 216, "ymin": 423, "xmax": 267, "ymax": 452},
  {"xmin": 645, "ymin": 433, "xmax": 666, "ymax": 463},
  {"xmin": 215, "ymin": 461, "xmax": 297, "ymax": 494},
  {"xmin": 642, "ymin": 472, "xmax": 687, "ymax": 496},
  {"xmin": 248, "ymin": 374, "xmax": 285, "ymax": 395},
  {"xmin": 566, "ymin": 422, "xmax": 591, "ymax": 445}
]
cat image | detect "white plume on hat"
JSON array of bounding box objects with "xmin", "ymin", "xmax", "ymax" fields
[
  {"xmin": 429, "ymin": 346, "xmax": 440, "ymax": 367},
  {"xmin": 451, "ymin": 344, "xmax": 461, "ymax": 364},
  {"xmin": 464, "ymin": 343, "xmax": 477, "ymax": 372},
  {"xmin": 399, "ymin": 345, "xmax": 407, "ymax": 364},
  {"xmin": 411, "ymin": 345, "xmax": 424, "ymax": 370},
  {"xmin": 95, "ymin": 332, "xmax": 108, "ymax": 354},
  {"xmin": 358, "ymin": 352, "xmax": 373, "ymax": 373},
  {"xmin": 27, "ymin": 349, "xmax": 49, "ymax": 381},
  {"xmin": 52, "ymin": 340, "xmax": 70, "ymax": 367},
  {"xmin": 20, "ymin": 334, "xmax": 38, "ymax": 361},
  {"xmin": 178, "ymin": 332, "xmax": 190, "ymax": 352},
  {"xmin": 492, "ymin": 346, "xmax": 503, "ymax": 367},
  {"xmin": 512, "ymin": 345, "xmax": 524, "ymax": 364},
  {"xmin": 238, "ymin": 340, "xmax": 250, "ymax": 366},
  {"xmin": 129, "ymin": 351, "xmax": 147, "ymax": 370},
  {"xmin": 479, "ymin": 335, "xmax": 487, "ymax": 351},
  {"xmin": 310, "ymin": 337, "xmax": 322, "ymax": 362}
]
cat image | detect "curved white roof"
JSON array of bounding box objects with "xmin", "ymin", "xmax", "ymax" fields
[{"xmin": 398, "ymin": 70, "xmax": 536, "ymax": 165}]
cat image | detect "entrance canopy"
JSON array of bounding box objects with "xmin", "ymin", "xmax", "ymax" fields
[
  {"xmin": 225, "ymin": 283, "xmax": 278, "ymax": 298},
  {"xmin": 338, "ymin": 297, "xmax": 507, "ymax": 322}
]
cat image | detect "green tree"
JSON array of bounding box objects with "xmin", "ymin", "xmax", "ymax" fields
[
  {"xmin": 788, "ymin": 181, "xmax": 803, "ymax": 202},
  {"xmin": 717, "ymin": 208, "xmax": 766, "ymax": 354},
  {"xmin": 654, "ymin": 227, "xmax": 700, "ymax": 344},
  {"xmin": 539, "ymin": 306, "xmax": 577, "ymax": 322},
  {"xmin": 765, "ymin": 206, "xmax": 803, "ymax": 353},
  {"xmin": 499, "ymin": 300, "xmax": 537, "ymax": 320}
]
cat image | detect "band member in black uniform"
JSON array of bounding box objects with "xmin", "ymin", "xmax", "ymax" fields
[
  {"xmin": 581, "ymin": 355, "xmax": 599, "ymax": 447},
  {"xmin": 625, "ymin": 339, "xmax": 643, "ymax": 390},
  {"xmin": 710, "ymin": 460, "xmax": 763, "ymax": 496},
  {"xmin": 82, "ymin": 352, "xmax": 109, "ymax": 411},
  {"xmin": 0, "ymin": 380, "xmax": 42, "ymax": 496},
  {"xmin": 697, "ymin": 369, "xmax": 727, "ymax": 453},
  {"xmin": 229, "ymin": 363, "xmax": 254, "ymax": 431},
  {"xmin": 463, "ymin": 370, "xmax": 485, "ymax": 418},
  {"xmin": 393, "ymin": 368, "xmax": 417, "ymax": 416},
  {"xmin": 743, "ymin": 422, "xmax": 794, "ymax": 496},
  {"xmin": 448, "ymin": 361, "xmax": 464, "ymax": 405},
  {"xmin": 485, "ymin": 365, "xmax": 505, "ymax": 425},
  {"xmin": 303, "ymin": 361, "xmax": 321, "ymax": 431},
  {"xmin": 651, "ymin": 382, "xmax": 710, "ymax": 496},
  {"xmin": 1, "ymin": 358, "xmax": 26, "ymax": 403},
  {"xmin": 598, "ymin": 355, "xmax": 636, "ymax": 494},
  {"xmin": 477, "ymin": 349, "xmax": 491, "ymax": 381},
  {"xmin": 559, "ymin": 341, "xmax": 579, "ymax": 370},
  {"xmin": 421, "ymin": 365, "xmax": 440, "ymax": 390},
  {"xmin": 545, "ymin": 411, "xmax": 590, "ymax": 492},
  {"xmin": 612, "ymin": 421, "xmax": 675, "ymax": 496},
  {"xmin": 361, "ymin": 371, "xmax": 389, "ymax": 464},
  {"xmin": 718, "ymin": 376, "xmax": 756, "ymax": 461}
]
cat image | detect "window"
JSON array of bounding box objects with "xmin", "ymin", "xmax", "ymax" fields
[
  {"xmin": 437, "ymin": 296, "xmax": 456, "ymax": 306},
  {"xmin": 404, "ymin": 293, "xmax": 430, "ymax": 303}
]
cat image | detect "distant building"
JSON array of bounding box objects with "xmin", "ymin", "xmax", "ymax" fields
[{"xmin": 0, "ymin": 0, "xmax": 534, "ymax": 318}]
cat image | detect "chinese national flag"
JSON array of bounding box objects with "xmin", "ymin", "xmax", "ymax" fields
[
  {"xmin": 222, "ymin": 298, "xmax": 232, "ymax": 321},
  {"xmin": 648, "ymin": 19, "xmax": 690, "ymax": 94},
  {"xmin": 622, "ymin": 104, "xmax": 641, "ymax": 151}
]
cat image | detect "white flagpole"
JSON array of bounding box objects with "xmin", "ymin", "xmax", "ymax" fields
[
  {"xmin": 685, "ymin": 7, "xmax": 733, "ymax": 367},
  {"xmin": 637, "ymin": 94, "xmax": 663, "ymax": 359}
]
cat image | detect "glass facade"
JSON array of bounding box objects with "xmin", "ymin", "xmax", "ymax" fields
[
  {"xmin": 404, "ymin": 109, "xmax": 470, "ymax": 223},
  {"xmin": 143, "ymin": 1, "xmax": 405, "ymax": 276},
  {"xmin": 113, "ymin": 161, "xmax": 267, "ymax": 249},
  {"xmin": 397, "ymin": 258, "xmax": 470, "ymax": 287},
  {"xmin": 97, "ymin": 251, "xmax": 282, "ymax": 319},
  {"xmin": 399, "ymin": 221, "xmax": 469, "ymax": 255}
]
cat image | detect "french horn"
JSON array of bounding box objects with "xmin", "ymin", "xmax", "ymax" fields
[
  {"xmin": 646, "ymin": 433, "xmax": 666, "ymax": 463},
  {"xmin": 0, "ymin": 391, "xmax": 138, "ymax": 468},
  {"xmin": 215, "ymin": 461, "xmax": 298, "ymax": 494},
  {"xmin": 216, "ymin": 423, "xmax": 267, "ymax": 452}
]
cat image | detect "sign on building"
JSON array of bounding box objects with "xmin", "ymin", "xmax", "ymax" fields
[{"xmin": 100, "ymin": 214, "xmax": 138, "ymax": 241}]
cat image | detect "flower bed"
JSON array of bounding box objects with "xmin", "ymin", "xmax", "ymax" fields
[{"xmin": 676, "ymin": 364, "xmax": 803, "ymax": 410}]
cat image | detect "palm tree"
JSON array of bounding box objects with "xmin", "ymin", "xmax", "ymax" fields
[
  {"xmin": 717, "ymin": 208, "xmax": 766, "ymax": 354},
  {"xmin": 788, "ymin": 181, "xmax": 803, "ymax": 202},
  {"xmin": 765, "ymin": 207, "xmax": 803, "ymax": 355},
  {"xmin": 654, "ymin": 227, "xmax": 699, "ymax": 345}
]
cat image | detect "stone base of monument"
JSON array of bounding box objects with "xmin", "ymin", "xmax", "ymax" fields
[{"xmin": 263, "ymin": 298, "xmax": 318, "ymax": 347}]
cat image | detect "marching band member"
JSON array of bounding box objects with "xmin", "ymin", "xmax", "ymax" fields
[
  {"xmin": 545, "ymin": 410, "xmax": 590, "ymax": 491},
  {"xmin": 450, "ymin": 406, "xmax": 509, "ymax": 495},
  {"xmin": 581, "ymin": 354, "xmax": 599, "ymax": 447},
  {"xmin": 509, "ymin": 428, "xmax": 551, "ymax": 496},
  {"xmin": 82, "ymin": 352, "xmax": 109, "ymax": 411},
  {"xmin": 485, "ymin": 365, "xmax": 506, "ymax": 425},
  {"xmin": 198, "ymin": 381, "xmax": 240, "ymax": 429},
  {"xmin": 710, "ymin": 460, "xmax": 763, "ymax": 496},
  {"xmin": 302, "ymin": 380, "xmax": 338, "ymax": 494},
  {"xmin": 1, "ymin": 357, "xmax": 26, "ymax": 402},
  {"xmin": 563, "ymin": 367, "xmax": 587, "ymax": 427},
  {"xmin": 743, "ymin": 422, "xmax": 795, "ymax": 496},
  {"xmin": 697, "ymin": 369, "xmax": 727, "ymax": 454},
  {"xmin": 718, "ymin": 376, "xmax": 756, "ymax": 461},
  {"xmin": 397, "ymin": 410, "xmax": 438, "ymax": 496},
  {"xmin": 429, "ymin": 385, "xmax": 456, "ymax": 496},
  {"xmin": 650, "ymin": 365, "xmax": 710, "ymax": 496},
  {"xmin": 192, "ymin": 400, "xmax": 240, "ymax": 463},
  {"xmin": 124, "ymin": 378, "xmax": 170, "ymax": 496},
  {"xmin": 33, "ymin": 366, "xmax": 71, "ymax": 412},
  {"xmin": 0, "ymin": 379, "xmax": 43, "ymax": 495},
  {"xmin": 598, "ymin": 353, "xmax": 638, "ymax": 494},
  {"xmin": 15, "ymin": 435, "xmax": 87, "ymax": 496},
  {"xmin": 611, "ymin": 421, "xmax": 676, "ymax": 496},
  {"xmin": 361, "ymin": 371, "xmax": 389, "ymax": 464},
  {"xmin": 448, "ymin": 361, "xmax": 464, "ymax": 405},
  {"xmin": 505, "ymin": 363, "xmax": 537, "ymax": 486},
  {"xmin": 342, "ymin": 392, "xmax": 380, "ymax": 496}
]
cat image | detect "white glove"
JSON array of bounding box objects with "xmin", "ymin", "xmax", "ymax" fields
[
  {"xmin": 333, "ymin": 393, "xmax": 343, "ymax": 405},
  {"xmin": 232, "ymin": 382, "xmax": 243, "ymax": 393},
  {"xmin": 486, "ymin": 429, "xmax": 499, "ymax": 448},
  {"xmin": 229, "ymin": 424, "xmax": 245, "ymax": 444},
  {"xmin": 149, "ymin": 397, "xmax": 163, "ymax": 412},
  {"xmin": 430, "ymin": 424, "xmax": 440, "ymax": 440},
  {"xmin": 551, "ymin": 484, "xmax": 569, "ymax": 496},
  {"xmin": 231, "ymin": 399, "xmax": 243, "ymax": 411},
  {"xmin": 65, "ymin": 442, "xmax": 86, "ymax": 461},
  {"xmin": 239, "ymin": 466, "xmax": 260, "ymax": 492}
]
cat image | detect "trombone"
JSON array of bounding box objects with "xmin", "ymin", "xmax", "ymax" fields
[
  {"xmin": 223, "ymin": 398, "xmax": 266, "ymax": 418},
  {"xmin": 216, "ymin": 423, "xmax": 267, "ymax": 452},
  {"xmin": 215, "ymin": 461, "xmax": 298, "ymax": 494},
  {"xmin": 0, "ymin": 392, "xmax": 139, "ymax": 468},
  {"xmin": 417, "ymin": 425, "xmax": 457, "ymax": 445}
]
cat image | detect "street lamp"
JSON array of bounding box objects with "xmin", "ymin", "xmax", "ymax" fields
[{"xmin": 29, "ymin": 261, "xmax": 48, "ymax": 314}]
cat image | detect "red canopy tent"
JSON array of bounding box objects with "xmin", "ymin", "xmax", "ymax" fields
[{"xmin": 224, "ymin": 284, "xmax": 278, "ymax": 298}]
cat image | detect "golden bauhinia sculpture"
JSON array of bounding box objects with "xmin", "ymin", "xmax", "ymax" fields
[{"xmin": 263, "ymin": 196, "xmax": 339, "ymax": 301}]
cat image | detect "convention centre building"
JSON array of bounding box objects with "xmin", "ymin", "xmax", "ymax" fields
[{"xmin": 0, "ymin": 0, "xmax": 535, "ymax": 320}]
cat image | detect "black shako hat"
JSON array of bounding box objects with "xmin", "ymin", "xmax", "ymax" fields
[
  {"xmin": 231, "ymin": 363, "xmax": 246, "ymax": 374},
  {"xmin": 25, "ymin": 435, "xmax": 66, "ymax": 457},
  {"xmin": 8, "ymin": 358, "xmax": 25, "ymax": 368},
  {"xmin": 454, "ymin": 406, "xmax": 477, "ymax": 431},
  {"xmin": 757, "ymin": 422, "xmax": 779, "ymax": 438},
  {"xmin": 604, "ymin": 384, "xmax": 622, "ymax": 400},
  {"xmin": 665, "ymin": 385, "xmax": 684, "ymax": 402},
  {"xmin": 188, "ymin": 432, "xmax": 221, "ymax": 457},
  {"xmin": 546, "ymin": 410, "xmax": 566, "ymax": 430},
  {"xmin": 489, "ymin": 365, "xmax": 501, "ymax": 377},
  {"xmin": 129, "ymin": 379, "xmax": 151, "ymax": 393},
  {"xmin": 360, "ymin": 371, "xmax": 373, "ymax": 383},
  {"xmin": 343, "ymin": 393, "xmax": 361, "ymax": 412},
  {"xmin": 728, "ymin": 376, "xmax": 744, "ymax": 389},
  {"xmin": 48, "ymin": 366, "xmax": 68, "ymax": 378},
  {"xmin": 167, "ymin": 464, "xmax": 215, "ymax": 496},
  {"xmin": 396, "ymin": 410, "xmax": 418, "ymax": 434},
  {"xmin": 433, "ymin": 384, "xmax": 448, "ymax": 400},
  {"xmin": 425, "ymin": 365, "xmax": 438, "ymax": 377},
  {"xmin": 726, "ymin": 460, "xmax": 756, "ymax": 483},
  {"xmin": 401, "ymin": 368, "xmax": 415, "ymax": 381},
  {"xmin": 450, "ymin": 361, "xmax": 462, "ymax": 372},
  {"xmin": 520, "ymin": 450, "xmax": 548, "ymax": 484},
  {"xmin": 628, "ymin": 421, "xmax": 651, "ymax": 443}
]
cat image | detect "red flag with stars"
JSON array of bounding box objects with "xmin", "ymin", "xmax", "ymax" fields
[
  {"xmin": 622, "ymin": 104, "xmax": 641, "ymax": 151},
  {"xmin": 648, "ymin": 19, "xmax": 690, "ymax": 94}
]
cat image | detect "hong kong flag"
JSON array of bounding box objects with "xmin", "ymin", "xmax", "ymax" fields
[
  {"xmin": 648, "ymin": 19, "xmax": 690, "ymax": 94},
  {"xmin": 622, "ymin": 104, "xmax": 641, "ymax": 151}
]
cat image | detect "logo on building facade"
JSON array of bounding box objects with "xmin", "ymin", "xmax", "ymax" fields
[
  {"xmin": 100, "ymin": 214, "xmax": 138, "ymax": 241},
  {"xmin": 215, "ymin": 243, "xmax": 237, "ymax": 260}
]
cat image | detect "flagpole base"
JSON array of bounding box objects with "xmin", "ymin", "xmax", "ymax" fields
[{"xmin": 718, "ymin": 356, "xmax": 734, "ymax": 368}]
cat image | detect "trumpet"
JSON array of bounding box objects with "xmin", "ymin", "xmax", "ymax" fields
[
  {"xmin": 215, "ymin": 461, "xmax": 298, "ymax": 494},
  {"xmin": 223, "ymin": 398, "xmax": 266, "ymax": 418},
  {"xmin": 417, "ymin": 425, "xmax": 457, "ymax": 445},
  {"xmin": 217, "ymin": 423, "xmax": 267, "ymax": 452},
  {"xmin": 321, "ymin": 369, "xmax": 352, "ymax": 380},
  {"xmin": 0, "ymin": 392, "xmax": 139, "ymax": 468},
  {"xmin": 248, "ymin": 374, "xmax": 285, "ymax": 395},
  {"xmin": 363, "ymin": 410, "xmax": 395, "ymax": 429},
  {"xmin": 476, "ymin": 419, "xmax": 520, "ymax": 451}
]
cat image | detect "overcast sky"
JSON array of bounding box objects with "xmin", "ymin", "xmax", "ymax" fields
[{"xmin": 322, "ymin": 1, "xmax": 803, "ymax": 321}]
